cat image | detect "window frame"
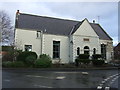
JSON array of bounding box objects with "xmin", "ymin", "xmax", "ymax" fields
[
  {"xmin": 53, "ymin": 41, "xmax": 60, "ymax": 59},
  {"xmin": 25, "ymin": 45, "xmax": 32, "ymax": 51},
  {"xmin": 77, "ymin": 47, "xmax": 80, "ymax": 55}
]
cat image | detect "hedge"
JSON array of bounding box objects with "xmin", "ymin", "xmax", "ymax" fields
[
  {"xmin": 92, "ymin": 54, "xmax": 102, "ymax": 60},
  {"xmin": 79, "ymin": 59, "xmax": 91, "ymax": 64},
  {"xmin": 92, "ymin": 60, "xmax": 105, "ymax": 66},
  {"xmin": 17, "ymin": 51, "xmax": 37, "ymax": 62},
  {"xmin": 34, "ymin": 54, "xmax": 52, "ymax": 68},
  {"xmin": 25, "ymin": 56, "xmax": 36, "ymax": 66},
  {"xmin": 2, "ymin": 61, "xmax": 25, "ymax": 68},
  {"xmin": 77, "ymin": 54, "xmax": 90, "ymax": 60},
  {"xmin": 2, "ymin": 46, "xmax": 14, "ymax": 51}
]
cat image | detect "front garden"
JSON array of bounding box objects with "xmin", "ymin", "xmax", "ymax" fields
[
  {"xmin": 2, "ymin": 49, "xmax": 52, "ymax": 68},
  {"xmin": 2, "ymin": 46, "xmax": 107, "ymax": 68}
]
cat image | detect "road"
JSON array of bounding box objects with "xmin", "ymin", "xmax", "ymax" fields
[{"xmin": 2, "ymin": 69, "xmax": 120, "ymax": 89}]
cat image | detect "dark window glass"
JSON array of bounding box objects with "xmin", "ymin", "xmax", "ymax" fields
[
  {"xmin": 77, "ymin": 47, "xmax": 80, "ymax": 55},
  {"xmin": 84, "ymin": 46, "xmax": 89, "ymax": 55},
  {"xmin": 53, "ymin": 41, "xmax": 60, "ymax": 58},
  {"xmin": 25, "ymin": 45, "xmax": 32, "ymax": 51},
  {"xmin": 101, "ymin": 44, "xmax": 106, "ymax": 59},
  {"xmin": 93, "ymin": 48, "xmax": 96, "ymax": 55}
]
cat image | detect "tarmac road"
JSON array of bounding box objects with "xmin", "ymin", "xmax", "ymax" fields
[{"xmin": 2, "ymin": 68, "xmax": 120, "ymax": 89}]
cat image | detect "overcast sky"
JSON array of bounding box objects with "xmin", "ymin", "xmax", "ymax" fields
[{"xmin": 0, "ymin": 1, "xmax": 118, "ymax": 46}]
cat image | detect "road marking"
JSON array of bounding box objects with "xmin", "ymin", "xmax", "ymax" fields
[
  {"xmin": 81, "ymin": 72, "xmax": 89, "ymax": 75},
  {"xmin": 54, "ymin": 72, "xmax": 81, "ymax": 74},
  {"xmin": 34, "ymin": 84, "xmax": 52, "ymax": 88},
  {"xmin": 54, "ymin": 71, "xmax": 88, "ymax": 75},
  {"xmin": 26, "ymin": 75, "xmax": 66, "ymax": 80},
  {"xmin": 105, "ymin": 86, "xmax": 110, "ymax": 90},
  {"xmin": 97, "ymin": 86, "xmax": 102, "ymax": 89},
  {"xmin": 97, "ymin": 73, "xmax": 120, "ymax": 89},
  {"xmin": 109, "ymin": 75, "xmax": 120, "ymax": 86},
  {"xmin": 56, "ymin": 76, "xmax": 66, "ymax": 80},
  {"xmin": 26, "ymin": 75, "xmax": 54, "ymax": 79},
  {"xmin": 4, "ymin": 79, "xmax": 10, "ymax": 82}
]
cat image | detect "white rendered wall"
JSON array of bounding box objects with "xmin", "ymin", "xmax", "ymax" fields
[
  {"xmin": 42, "ymin": 34, "xmax": 69, "ymax": 64},
  {"xmin": 15, "ymin": 29, "xmax": 41, "ymax": 56},
  {"xmin": 72, "ymin": 19, "xmax": 100, "ymax": 62}
]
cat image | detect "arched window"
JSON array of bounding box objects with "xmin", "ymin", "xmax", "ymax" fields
[
  {"xmin": 84, "ymin": 46, "xmax": 89, "ymax": 55},
  {"xmin": 93, "ymin": 48, "xmax": 96, "ymax": 55},
  {"xmin": 77, "ymin": 47, "xmax": 80, "ymax": 55}
]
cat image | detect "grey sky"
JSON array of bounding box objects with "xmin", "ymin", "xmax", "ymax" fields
[{"xmin": 0, "ymin": 1, "xmax": 118, "ymax": 46}]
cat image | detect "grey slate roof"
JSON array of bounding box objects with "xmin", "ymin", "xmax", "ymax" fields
[
  {"xmin": 90, "ymin": 23, "xmax": 112, "ymax": 40},
  {"xmin": 16, "ymin": 13, "xmax": 79, "ymax": 36},
  {"xmin": 16, "ymin": 13, "xmax": 112, "ymax": 40}
]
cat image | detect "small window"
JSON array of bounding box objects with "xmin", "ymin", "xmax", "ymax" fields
[
  {"xmin": 77, "ymin": 47, "xmax": 80, "ymax": 55},
  {"xmin": 25, "ymin": 45, "xmax": 32, "ymax": 51},
  {"xmin": 83, "ymin": 38, "xmax": 89, "ymax": 42},
  {"xmin": 53, "ymin": 41, "xmax": 60, "ymax": 59},
  {"xmin": 84, "ymin": 46, "xmax": 89, "ymax": 55},
  {"xmin": 93, "ymin": 48, "xmax": 96, "ymax": 55},
  {"xmin": 36, "ymin": 31, "xmax": 40, "ymax": 38}
]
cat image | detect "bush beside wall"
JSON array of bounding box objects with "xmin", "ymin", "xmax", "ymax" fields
[
  {"xmin": 92, "ymin": 60, "xmax": 105, "ymax": 66},
  {"xmin": 34, "ymin": 54, "xmax": 52, "ymax": 68},
  {"xmin": 2, "ymin": 61, "xmax": 25, "ymax": 68},
  {"xmin": 17, "ymin": 51, "xmax": 37, "ymax": 62},
  {"xmin": 78, "ymin": 54, "xmax": 90, "ymax": 60},
  {"xmin": 92, "ymin": 54, "xmax": 102, "ymax": 60}
]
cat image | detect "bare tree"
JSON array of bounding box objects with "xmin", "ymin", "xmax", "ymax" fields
[{"xmin": 0, "ymin": 10, "xmax": 14, "ymax": 46}]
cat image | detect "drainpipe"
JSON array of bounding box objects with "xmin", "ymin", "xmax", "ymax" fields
[
  {"xmin": 69, "ymin": 26, "xmax": 75, "ymax": 63},
  {"xmin": 40, "ymin": 30, "xmax": 43, "ymax": 55}
]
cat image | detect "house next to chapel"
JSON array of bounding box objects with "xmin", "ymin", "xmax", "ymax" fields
[{"xmin": 15, "ymin": 10, "xmax": 113, "ymax": 64}]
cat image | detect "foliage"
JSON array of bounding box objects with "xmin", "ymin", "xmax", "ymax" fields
[
  {"xmin": 79, "ymin": 59, "xmax": 91, "ymax": 64},
  {"xmin": 2, "ymin": 61, "xmax": 14, "ymax": 67},
  {"xmin": 39, "ymin": 54, "xmax": 51, "ymax": 59},
  {"xmin": 2, "ymin": 46, "xmax": 14, "ymax": 51},
  {"xmin": 77, "ymin": 54, "xmax": 90, "ymax": 60},
  {"xmin": 17, "ymin": 51, "xmax": 37, "ymax": 62},
  {"xmin": 2, "ymin": 61, "xmax": 25, "ymax": 68},
  {"xmin": 92, "ymin": 54, "xmax": 102, "ymax": 60},
  {"xmin": 0, "ymin": 10, "xmax": 14, "ymax": 45},
  {"xmin": 25, "ymin": 56, "xmax": 36, "ymax": 66},
  {"xmin": 2, "ymin": 52, "xmax": 14, "ymax": 61},
  {"xmin": 92, "ymin": 60, "xmax": 105, "ymax": 66},
  {"xmin": 2, "ymin": 49, "xmax": 22, "ymax": 61},
  {"xmin": 34, "ymin": 54, "xmax": 52, "ymax": 68}
]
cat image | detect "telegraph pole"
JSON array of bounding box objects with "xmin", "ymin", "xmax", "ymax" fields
[{"xmin": 98, "ymin": 16, "xmax": 100, "ymax": 24}]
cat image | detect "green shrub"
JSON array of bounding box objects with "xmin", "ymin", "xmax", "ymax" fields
[
  {"xmin": 2, "ymin": 52, "xmax": 14, "ymax": 61},
  {"xmin": 39, "ymin": 54, "xmax": 51, "ymax": 60},
  {"xmin": 92, "ymin": 54, "xmax": 102, "ymax": 60},
  {"xmin": 12, "ymin": 61, "xmax": 25, "ymax": 67},
  {"xmin": 2, "ymin": 46, "xmax": 14, "ymax": 51},
  {"xmin": 25, "ymin": 56, "xmax": 36, "ymax": 66},
  {"xmin": 2, "ymin": 61, "xmax": 25, "ymax": 68},
  {"xmin": 2, "ymin": 61, "xmax": 14, "ymax": 67},
  {"xmin": 78, "ymin": 54, "xmax": 90, "ymax": 60},
  {"xmin": 92, "ymin": 60, "xmax": 105, "ymax": 66},
  {"xmin": 2, "ymin": 49, "xmax": 22, "ymax": 62},
  {"xmin": 79, "ymin": 59, "xmax": 91, "ymax": 64},
  {"xmin": 17, "ymin": 51, "xmax": 37, "ymax": 62},
  {"xmin": 34, "ymin": 54, "xmax": 52, "ymax": 68}
]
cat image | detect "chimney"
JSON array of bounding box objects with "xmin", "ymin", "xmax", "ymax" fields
[
  {"xmin": 16, "ymin": 10, "xmax": 20, "ymax": 15},
  {"xmin": 15, "ymin": 10, "xmax": 20, "ymax": 27},
  {"xmin": 93, "ymin": 20, "xmax": 95, "ymax": 23}
]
